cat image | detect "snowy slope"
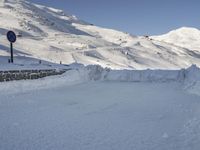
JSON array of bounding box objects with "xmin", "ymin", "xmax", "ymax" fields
[
  {"xmin": 1, "ymin": 65, "xmax": 200, "ymax": 150},
  {"xmin": 0, "ymin": 0, "xmax": 200, "ymax": 69},
  {"xmin": 151, "ymin": 27, "xmax": 200, "ymax": 51}
]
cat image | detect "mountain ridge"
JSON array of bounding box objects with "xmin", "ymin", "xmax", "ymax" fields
[{"xmin": 0, "ymin": 0, "xmax": 200, "ymax": 69}]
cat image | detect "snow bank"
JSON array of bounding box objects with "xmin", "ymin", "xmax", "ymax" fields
[
  {"xmin": 0, "ymin": 64, "xmax": 200, "ymax": 96},
  {"xmin": 84, "ymin": 65, "xmax": 185, "ymax": 82},
  {"xmin": 84, "ymin": 65, "xmax": 200, "ymax": 96},
  {"xmin": 183, "ymin": 65, "xmax": 200, "ymax": 96}
]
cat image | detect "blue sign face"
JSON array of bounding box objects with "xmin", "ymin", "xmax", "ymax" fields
[{"xmin": 7, "ymin": 31, "xmax": 16, "ymax": 43}]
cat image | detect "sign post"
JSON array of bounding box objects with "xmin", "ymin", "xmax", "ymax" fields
[{"xmin": 7, "ymin": 31, "xmax": 16, "ymax": 63}]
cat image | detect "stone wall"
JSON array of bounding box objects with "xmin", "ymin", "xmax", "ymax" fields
[{"xmin": 0, "ymin": 69, "xmax": 67, "ymax": 82}]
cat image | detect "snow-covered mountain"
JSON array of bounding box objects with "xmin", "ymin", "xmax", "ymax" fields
[
  {"xmin": 0, "ymin": 0, "xmax": 200, "ymax": 69},
  {"xmin": 151, "ymin": 27, "xmax": 200, "ymax": 51}
]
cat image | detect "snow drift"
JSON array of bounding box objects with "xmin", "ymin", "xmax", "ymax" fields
[
  {"xmin": 0, "ymin": 65, "xmax": 200, "ymax": 96},
  {"xmin": 183, "ymin": 65, "xmax": 200, "ymax": 96},
  {"xmin": 85, "ymin": 65, "xmax": 200, "ymax": 96},
  {"xmin": 84, "ymin": 65, "xmax": 185, "ymax": 82}
]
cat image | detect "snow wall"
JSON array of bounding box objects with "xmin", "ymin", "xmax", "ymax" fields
[
  {"xmin": 0, "ymin": 64, "xmax": 200, "ymax": 95},
  {"xmin": 83, "ymin": 64, "xmax": 200, "ymax": 96},
  {"xmin": 84, "ymin": 65, "xmax": 185, "ymax": 82}
]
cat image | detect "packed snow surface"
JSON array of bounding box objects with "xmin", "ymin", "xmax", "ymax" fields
[{"xmin": 0, "ymin": 65, "xmax": 200, "ymax": 150}]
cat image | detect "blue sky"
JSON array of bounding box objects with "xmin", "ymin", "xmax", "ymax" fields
[{"xmin": 30, "ymin": 0, "xmax": 200, "ymax": 35}]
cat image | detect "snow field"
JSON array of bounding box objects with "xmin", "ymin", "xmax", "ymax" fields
[
  {"xmin": 0, "ymin": 1, "xmax": 200, "ymax": 69},
  {"xmin": 0, "ymin": 79, "xmax": 200, "ymax": 150}
]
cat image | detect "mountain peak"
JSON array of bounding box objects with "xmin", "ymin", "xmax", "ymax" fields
[
  {"xmin": 171, "ymin": 27, "xmax": 200, "ymax": 35},
  {"xmin": 151, "ymin": 27, "xmax": 200, "ymax": 50}
]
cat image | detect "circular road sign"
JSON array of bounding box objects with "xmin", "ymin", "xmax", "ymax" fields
[{"xmin": 7, "ymin": 31, "xmax": 17, "ymax": 43}]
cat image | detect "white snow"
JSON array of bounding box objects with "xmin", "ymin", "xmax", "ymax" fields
[
  {"xmin": 0, "ymin": 65, "xmax": 200, "ymax": 150},
  {"xmin": 0, "ymin": 1, "xmax": 199, "ymax": 69},
  {"xmin": 151, "ymin": 27, "xmax": 200, "ymax": 51},
  {"xmin": 1, "ymin": 64, "xmax": 200, "ymax": 95},
  {"xmin": 0, "ymin": 1, "xmax": 200, "ymax": 149}
]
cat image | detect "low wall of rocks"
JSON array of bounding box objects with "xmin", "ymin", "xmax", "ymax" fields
[{"xmin": 0, "ymin": 69, "xmax": 67, "ymax": 82}]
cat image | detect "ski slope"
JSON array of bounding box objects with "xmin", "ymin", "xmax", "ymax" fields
[
  {"xmin": 0, "ymin": 0, "xmax": 200, "ymax": 69},
  {"xmin": 0, "ymin": 65, "xmax": 200, "ymax": 150}
]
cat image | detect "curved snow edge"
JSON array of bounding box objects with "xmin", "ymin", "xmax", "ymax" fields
[
  {"xmin": 85, "ymin": 65, "xmax": 185, "ymax": 82},
  {"xmin": 0, "ymin": 69, "xmax": 87, "ymax": 94},
  {"xmin": 84, "ymin": 65, "xmax": 200, "ymax": 96},
  {"xmin": 0, "ymin": 64, "xmax": 200, "ymax": 95}
]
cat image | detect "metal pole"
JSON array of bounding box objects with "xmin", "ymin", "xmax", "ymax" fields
[{"xmin": 10, "ymin": 42, "xmax": 13, "ymax": 63}]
